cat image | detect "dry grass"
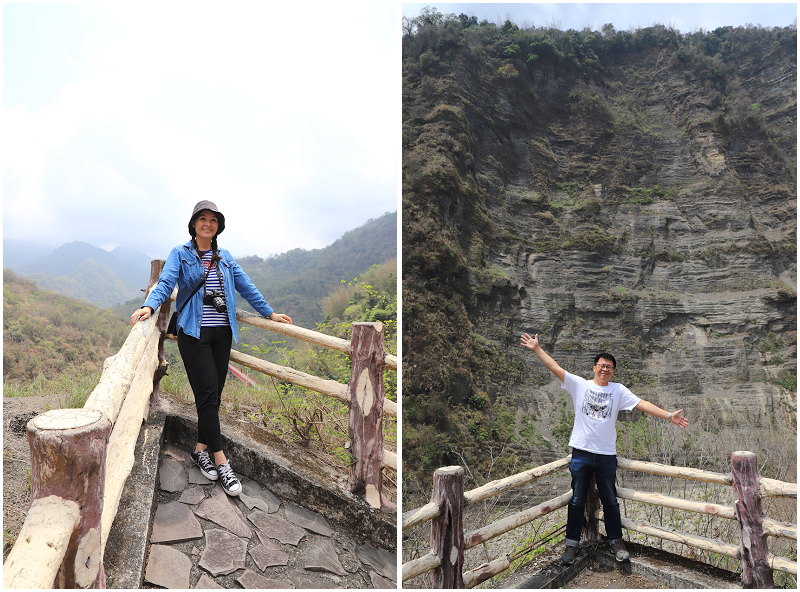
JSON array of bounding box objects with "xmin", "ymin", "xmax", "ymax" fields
[{"xmin": 161, "ymin": 357, "xmax": 398, "ymax": 500}]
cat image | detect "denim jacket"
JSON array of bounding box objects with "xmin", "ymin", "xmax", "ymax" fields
[{"xmin": 143, "ymin": 241, "xmax": 273, "ymax": 343}]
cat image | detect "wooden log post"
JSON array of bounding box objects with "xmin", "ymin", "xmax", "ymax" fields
[
  {"xmin": 3, "ymin": 496, "xmax": 81, "ymax": 589},
  {"xmin": 731, "ymin": 450, "xmax": 774, "ymax": 588},
  {"xmin": 148, "ymin": 259, "xmax": 170, "ymax": 408},
  {"xmin": 463, "ymin": 555, "xmax": 511, "ymax": 589},
  {"xmin": 584, "ymin": 474, "xmax": 601, "ymax": 542},
  {"xmin": 27, "ymin": 409, "xmax": 112, "ymax": 588},
  {"xmin": 347, "ymin": 322, "xmax": 387, "ymax": 509},
  {"xmin": 431, "ymin": 466, "xmax": 466, "ymax": 589}
]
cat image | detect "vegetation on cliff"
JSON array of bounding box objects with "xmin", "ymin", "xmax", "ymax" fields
[{"xmin": 402, "ymin": 9, "xmax": 796, "ymax": 495}]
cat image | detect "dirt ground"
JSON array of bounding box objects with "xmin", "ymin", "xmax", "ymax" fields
[
  {"xmin": 3, "ymin": 393, "xmax": 397, "ymax": 564},
  {"xmin": 487, "ymin": 543, "xmax": 667, "ymax": 589},
  {"xmin": 566, "ymin": 563, "xmax": 667, "ymax": 589},
  {"xmin": 3, "ymin": 395, "xmax": 61, "ymax": 561}
]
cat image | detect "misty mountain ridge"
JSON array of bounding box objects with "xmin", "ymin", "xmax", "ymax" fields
[
  {"xmin": 3, "ymin": 239, "xmax": 59, "ymax": 269},
  {"xmin": 4, "ymin": 212, "xmax": 397, "ymax": 315},
  {"xmin": 14, "ymin": 241, "xmax": 151, "ymax": 287}
]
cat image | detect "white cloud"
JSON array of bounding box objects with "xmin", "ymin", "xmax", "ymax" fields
[{"xmin": 4, "ymin": 4, "xmax": 399, "ymax": 259}]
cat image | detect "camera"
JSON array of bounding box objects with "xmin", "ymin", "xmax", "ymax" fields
[{"xmin": 203, "ymin": 290, "xmax": 227, "ymax": 313}]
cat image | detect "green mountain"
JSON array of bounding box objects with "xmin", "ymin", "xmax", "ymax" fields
[
  {"xmin": 3, "ymin": 269, "xmax": 131, "ymax": 381},
  {"xmin": 229, "ymin": 211, "xmax": 397, "ymax": 329},
  {"xmin": 18, "ymin": 241, "xmax": 150, "ymax": 288},
  {"xmin": 29, "ymin": 260, "xmax": 142, "ymax": 308},
  {"xmin": 11, "ymin": 241, "xmax": 151, "ymax": 308}
]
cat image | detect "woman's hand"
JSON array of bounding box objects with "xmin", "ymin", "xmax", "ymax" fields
[
  {"xmin": 130, "ymin": 307, "xmax": 152, "ymax": 326},
  {"xmin": 269, "ymin": 312, "xmax": 293, "ymax": 324}
]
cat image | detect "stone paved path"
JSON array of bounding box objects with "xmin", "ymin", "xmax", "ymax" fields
[{"xmin": 144, "ymin": 443, "xmax": 397, "ymax": 589}]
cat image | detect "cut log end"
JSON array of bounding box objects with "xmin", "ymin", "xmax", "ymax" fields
[
  {"xmin": 356, "ymin": 368, "xmax": 374, "ymax": 411},
  {"xmin": 435, "ymin": 466, "xmax": 465, "ymax": 478},
  {"xmin": 366, "ymin": 484, "xmax": 381, "ymax": 509},
  {"xmin": 74, "ymin": 528, "xmax": 101, "ymax": 588},
  {"xmin": 31, "ymin": 409, "xmax": 104, "ymax": 432}
]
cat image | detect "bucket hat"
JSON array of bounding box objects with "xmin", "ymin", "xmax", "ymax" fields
[{"xmin": 188, "ymin": 200, "xmax": 225, "ymax": 236}]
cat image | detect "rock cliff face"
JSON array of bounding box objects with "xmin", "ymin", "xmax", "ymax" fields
[{"xmin": 403, "ymin": 21, "xmax": 796, "ymax": 478}]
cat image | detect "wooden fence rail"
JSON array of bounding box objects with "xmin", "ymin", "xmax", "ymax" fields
[
  {"xmin": 4, "ymin": 259, "xmax": 398, "ymax": 588},
  {"xmin": 403, "ymin": 452, "xmax": 797, "ymax": 588},
  {"xmin": 402, "ymin": 457, "xmax": 570, "ymax": 531}
]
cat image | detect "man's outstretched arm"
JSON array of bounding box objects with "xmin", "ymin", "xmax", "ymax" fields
[
  {"xmin": 635, "ymin": 400, "xmax": 689, "ymax": 428},
  {"xmin": 520, "ymin": 333, "xmax": 566, "ymax": 383}
]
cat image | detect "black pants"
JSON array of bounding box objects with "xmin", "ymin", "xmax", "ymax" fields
[{"xmin": 178, "ymin": 326, "xmax": 232, "ymax": 454}]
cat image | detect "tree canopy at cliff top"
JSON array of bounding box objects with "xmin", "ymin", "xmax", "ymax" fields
[{"xmin": 404, "ymin": 6, "xmax": 796, "ymax": 84}]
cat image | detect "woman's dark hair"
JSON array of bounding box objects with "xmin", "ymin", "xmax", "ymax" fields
[
  {"xmin": 191, "ymin": 236, "xmax": 221, "ymax": 264},
  {"xmin": 594, "ymin": 352, "xmax": 616, "ymax": 368}
]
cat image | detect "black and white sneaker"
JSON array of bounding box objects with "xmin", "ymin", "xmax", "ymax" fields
[
  {"xmin": 217, "ymin": 461, "xmax": 241, "ymax": 496},
  {"xmin": 191, "ymin": 448, "xmax": 219, "ymax": 481}
]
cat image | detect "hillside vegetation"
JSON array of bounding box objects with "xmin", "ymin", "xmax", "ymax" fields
[
  {"xmin": 235, "ymin": 211, "xmax": 397, "ymax": 329},
  {"xmin": 3, "ymin": 260, "xmax": 397, "ymax": 482},
  {"xmin": 402, "ymin": 11, "xmax": 796, "ymax": 495},
  {"xmin": 3, "ymin": 269, "xmax": 130, "ymax": 382}
]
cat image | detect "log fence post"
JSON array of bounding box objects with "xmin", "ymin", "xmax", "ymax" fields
[
  {"xmin": 148, "ymin": 259, "xmax": 169, "ymax": 408},
  {"xmin": 431, "ymin": 466, "xmax": 466, "ymax": 588},
  {"xmin": 731, "ymin": 450, "xmax": 774, "ymax": 588},
  {"xmin": 27, "ymin": 408, "xmax": 112, "ymax": 588},
  {"xmin": 347, "ymin": 322, "xmax": 387, "ymax": 509},
  {"xmin": 584, "ymin": 474, "xmax": 601, "ymax": 542}
]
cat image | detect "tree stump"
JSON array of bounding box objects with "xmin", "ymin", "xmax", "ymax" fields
[
  {"xmin": 27, "ymin": 409, "xmax": 112, "ymax": 588},
  {"xmin": 347, "ymin": 322, "xmax": 386, "ymax": 509},
  {"xmin": 431, "ymin": 466, "xmax": 465, "ymax": 589},
  {"xmin": 148, "ymin": 259, "xmax": 169, "ymax": 409},
  {"xmin": 731, "ymin": 450, "xmax": 774, "ymax": 588},
  {"xmin": 583, "ymin": 474, "xmax": 601, "ymax": 542}
]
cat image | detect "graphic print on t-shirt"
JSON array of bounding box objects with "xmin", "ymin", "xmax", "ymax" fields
[{"xmin": 581, "ymin": 387, "xmax": 613, "ymax": 420}]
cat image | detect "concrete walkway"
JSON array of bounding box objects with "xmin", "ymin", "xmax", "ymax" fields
[{"xmin": 143, "ymin": 443, "xmax": 396, "ymax": 589}]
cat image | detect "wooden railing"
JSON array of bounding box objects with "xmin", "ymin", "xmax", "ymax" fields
[
  {"xmin": 402, "ymin": 452, "xmax": 797, "ymax": 588},
  {"xmin": 3, "ymin": 260, "xmax": 397, "ymax": 588}
]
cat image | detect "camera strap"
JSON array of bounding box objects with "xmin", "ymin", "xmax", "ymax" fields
[
  {"xmin": 176, "ymin": 262, "xmax": 214, "ymax": 316},
  {"xmin": 202, "ymin": 260, "xmax": 220, "ymax": 298}
]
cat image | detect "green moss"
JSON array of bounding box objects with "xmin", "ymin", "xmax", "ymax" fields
[
  {"xmin": 486, "ymin": 265, "xmax": 509, "ymax": 280},
  {"xmin": 759, "ymin": 333, "xmax": 782, "ymax": 354},
  {"xmin": 773, "ymin": 370, "xmax": 797, "ymax": 391},
  {"xmin": 626, "ymin": 185, "xmax": 666, "ymax": 205}
]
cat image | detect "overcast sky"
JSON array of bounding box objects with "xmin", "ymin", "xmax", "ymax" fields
[
  {"xmin": 4, "ymin": 4, "xmax": 399, "ymax": 260},
  {"xmin": 402, "ymin": 3, "xmax": 797, "ymax": 33}
]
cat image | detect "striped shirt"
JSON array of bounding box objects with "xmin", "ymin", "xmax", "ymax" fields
[{"xmin": 200, "ymin": 250, "xmax": 230, "ymax": 327}]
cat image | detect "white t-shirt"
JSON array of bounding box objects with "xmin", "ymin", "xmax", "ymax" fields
[{"xmin": 561, "ymin": 371, "xmax": 641, "ymax": 455}]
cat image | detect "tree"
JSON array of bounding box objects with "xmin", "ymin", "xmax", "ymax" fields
[{"xmin": 459, "ymin": 13, "xmax": 478, "ymax": 29}]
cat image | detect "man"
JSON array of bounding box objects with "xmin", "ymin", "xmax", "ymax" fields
[{"xmin": 520, "ymin": 332, "xmax": 688, "ymax": 565}]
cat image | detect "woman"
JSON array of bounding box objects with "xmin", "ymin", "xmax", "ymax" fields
[{"xmin": 131, "ymin": 200, "xmax": 291, "ymax": 496}]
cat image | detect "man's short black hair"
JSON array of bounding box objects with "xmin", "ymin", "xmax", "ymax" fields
[{"xmin": 594, "ymin": 352, "xmax": 616, "ymax": 368}]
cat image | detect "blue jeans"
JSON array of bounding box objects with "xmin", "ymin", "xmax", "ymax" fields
[{"xmin": 565, "ymin": 448, "xmax": 623, "ymax": 544}]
